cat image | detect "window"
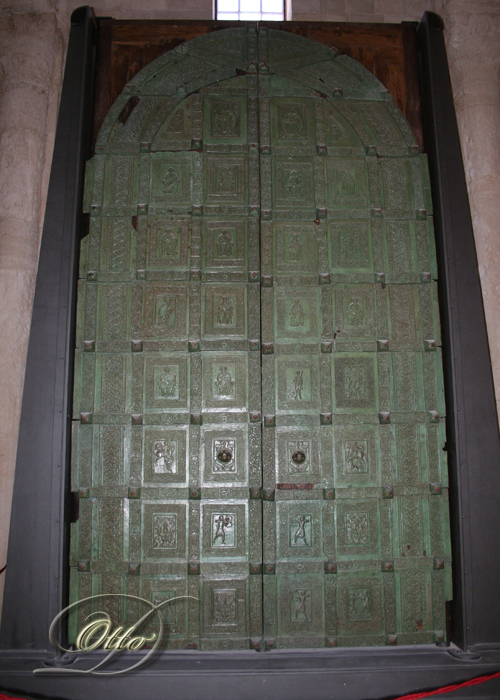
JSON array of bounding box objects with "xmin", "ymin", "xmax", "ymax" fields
[{"xmin": 216, "ymin": 0, "xmax": 285, "ymax": 21}]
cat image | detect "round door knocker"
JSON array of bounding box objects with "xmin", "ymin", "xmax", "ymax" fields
[
  {"xmin": 291, "ymin": 450, "xmax": 306, "ymax": 465},
  {"xmin": 217, "ymin": 448, "xmax": 233, "ymax": 463}
]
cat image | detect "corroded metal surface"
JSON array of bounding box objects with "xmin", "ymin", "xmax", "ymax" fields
[{"xmin": 71, "ymin": 27, "xmax": 450, "ymax": 651}]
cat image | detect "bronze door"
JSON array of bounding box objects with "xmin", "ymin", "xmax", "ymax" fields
[{"xmin": 71, "ymin": 27, "xmax": 451, "ymax": 650}]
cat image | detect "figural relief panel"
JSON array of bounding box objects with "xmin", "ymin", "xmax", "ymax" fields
[
  {"xmin": 329, "ymin": 220, "xmax": 372, "ymax": 272},
  {"xmin": 273, "ymin": 159, "xmax": 315, "ymax": 209},
  {"xmin": 337, "ymin": 574, "xmax": 383, "ymax": 636},
  {"xmin": 276, "ymin": 356, "xmax": 320, "ymax": 413},
  {"xmin": 202, "ymin": 578, "xmax": 247, "ymax": 637},
  {"xmin": 334, "ymin": 286, "xmax": 376, "ymax": 339},
  {"xmin": 277, "ymin": 575, "xmax": 324, "ymax": 637},
  {"xmin": 270, "ymin": 99, "xmax": 315, "ymax": 145},
  {"xmin": 204, "ymin": 97, "xmax": 248, "ymax": 145},
  {"xmin": 143, "ymin": 427, "xmax": 188, "ymax": 484},
  {"xmin": 205, "ymin": 157, "xmax": 246, "ymax": 203},
  {"xmin": 326, "ymin": 158, "xmax": 369, "ymax": 210},
  {"xmin": 150, "ymin": 153, "xmax": 192, "ymax": 205},
  {"xmin": 334, "ymin": 355, "xmax": 377, "ymax": 411},
  {"xmin": 202, "ymin": 426, "xmax": 248, "ymax": 485},
  {"xmin": 277, "ymin": 502, "xmax": 322, "ymax": 559},
  {"xmin": 334, "ymin": 425, "xmax": 379, "ymax": 487},
  {"xmin": 143, "ymin": 503, "xmax": 187, "ymax": 559},
  {"xmin": 202, "ymin": 353, "xmax": 247, "ymax": 411},
  {"xmin": 202, "ymin": 285, "xmax": 247, "ymax": 338},
  {"xmin": 145, "ymin": 354, "xmax": 189, "ymax": 411},
  {"xmin": 274, "ymin": 288, "xmax": 320, "ymax": 342},
  {"xmin": 336, "ymin": 500, "xmax": 379, "ymax": 557},
  {"xmin": 142, "ymin": 283, "xmax": 189, "ymax": 340},
  {"xmin": 273, "ymin": 224, "xmax": 318, "ymax": 275},
  {"xmin": 202, "ymin": 220, "xmax": 246, "ymax": 271},
  {"xmin": 202, "ymin": 502, "xmax": 246, "ymax": 558},
  {"xmin": 147, "ymin": 218, "xmax": 190, "ymax": 269}
]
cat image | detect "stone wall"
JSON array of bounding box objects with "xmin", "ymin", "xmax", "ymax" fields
[{"xmin": 0, "ymin": 0, "xmax": 498, "ymax": 620}]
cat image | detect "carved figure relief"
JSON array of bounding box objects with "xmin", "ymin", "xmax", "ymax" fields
[
  {"xmin": 215, "ymin": 295, "xmax": 234, "ymax": 326},
  {"xmin": 285, "ymin": 169, "xmax": 303, "ymax": 198},
  {"xmin": 215, "ymin": 166, "xmax": 236, "ymax": 194},
  {"xmin": 212, "ymin": 102, "xmax": 240, "ymax": 138},
  {"xmin": 214, "ymin": 366, "xmax": 235, "ymax": 398},
  {"xmin": 153, "ymin": 439, "xmax": 177, "ymax": 474},
  {"xmin": 278, "ymin": 106, "xmax": 305, "ymax": 139},
  {"xmin": 163, "ymin": 167, "xmax": 180, "ymax": 195},
  {"xmin": 288, "ymin": 234, "xmax": 303, "ymax": 262},
  {"xmin": 290, "ymin": 514, "xmax": 311, "ymax": 547},
  {"xmin": 345, "ymin": 512, "xmax": 369, "ymax": 546},
  {"xmin": 345, "ymin": 441, "xmax": 368, "ymax": 474},
  {"xmin": 348, "ymin": 588, "xmax": 372, "ymax": 621},
  {"xmin": 212, "ymin": 513, "xmax": 235, "ymax": 547},
  {"xmin": 213, "ymin": 439, "xmax": 236, "ymax": 472},
  {"xmin": 289, "ymin": 370, "xmax": 303, "ymax": 401},
  {"xmin": 156, "ymin": 366, "xmax": 178, "ymax": 399},
  {"xmin": 340, "ymin": 169, "xmax": 355, "ymax": 196},
  {"xmin": 344, "ymin": 365, "xmax": 366, "ymax": 400},
  {"xmin": 291, "ymin": 589, "xmax": 311, "ymax": 622},
  {"xmin": 157, "ymin": 227, "xmax": 179, "ymax": 258},
  {"xmin": 289, "ymin": 299, "xmax": 305, "ymax": 328},
  {"xmin": 152, "ymin": 514, "xmax": 177, "ymax": 549},
  {"xmin": 213, "ymin": 589, "xmax": 236, "ymax": 625},
  {"xmin": 216, "ymin": 230, "xmax": 234, "ymax": 258},
  {"xmin": 345, "ymin": 297, "xmax": 365, "ymax": 327},
  {"xmin": 155, "ymin": 295, "xmax": 177, "ymax": 326}
]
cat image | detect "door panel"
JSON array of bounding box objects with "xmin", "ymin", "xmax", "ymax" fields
[{"xmin": 71, "ymin": 27, "xmax": 451, "ymax": 651}]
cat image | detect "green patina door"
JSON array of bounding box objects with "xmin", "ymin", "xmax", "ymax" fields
[{"xmin": 71, "ymin": 27, "xmax": 451, "ymax": 650}]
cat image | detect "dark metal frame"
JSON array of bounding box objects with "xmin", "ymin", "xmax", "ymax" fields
[{"xmin": 1, "ymin": 8, "xmax": 500, "ymax": 699}]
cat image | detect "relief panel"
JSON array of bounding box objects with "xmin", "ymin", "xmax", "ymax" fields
[
  {"xmin": 202, "ymin": 220, "xmax": 247, "ymax": 271},
  {"xmin": 202, "ymin": 502, "xmax": 247, "ymax": 559},
  {"xmin": 326, "ymin": 158, "xmax": 369, "ymax": 210},
  {"xmin": 270, "ymin": 99, "xmax": 315, "ymax": 145},
  {"xmin": 143, "ymin": 503, "xmax": 187, "ymax": 559},
  {"xmin": 276, "ymin": 356, "xmax": 320, "ymax": 413},
  {"xmin": 146, "ymin": 218, "xmax": 190, "ymax": 269},
  {"xmin": 144, "ymin": 354, "xmax": 189, "ymax": 411},
  {"xmin": 334, "ymin": 355, "xmax": 377, "ymax": 411},
  {"xmin": 205, "ymin": 156, "xmax": 247, "ymax": 203},
  {"xmin": 202, "ymin": 285, "xmax": 247, "ymax": 338},
  {"xmin": 274, "ymin": 288, "xmax": 320, "ymax": 342},
  {"xmin": 273, "ymin": 159, "xmax": 315, "ymax": 210},
  {"xmin": 334, "ymin": 425, "xmax": 379, "ymax": 487},
  {"xmin": 277, "ymin": 501, "xmax": 322, "ymax": 559},
  {"xmin": 334, "ymin": 286, "xmax": 377, "ymax": 339},
  {"xmin": 143, "ymin": 427, "xmax": 188, "ymax": 484},
  {"xmin": 202, "ymin": 426, "xmax": 248, "ymax": 485},
  {"xmin": 202, "ymin": 578, "xmax": 247, "ymax": 638},
  {"xmin": 337, "ymin": 573, "xmax": 383, "ymax": 637},
  {"xmin": 204, "ymin": 97, "xmax": 248, "ymax": 145},
  {"xmin": 329, "ymin": 220, "xmax": 372, "ymax": 272},
  {"xmin": 336, "ymin": 500, "xmax": 379, "ymax": 557},
  {"xmin": 202, "ymin": 353, "xmax": 247, "ymax": 411},
  {"xmin": 276, "ymin": 427, "xmax": 322, "ymax": 484},
  {"xmin": 277, "ymin": 575, "xmax": 325, "ymax": 638},
  {"xmin": 150, "ymin": 153, "xmax": 192, "ymax": 205},
  {"xmin": 273, "ymin": 223, "xmax": 318, "ymax": 275},
  {"xmin": 142, "ymin": 283, "xmax": 189, "ymax": 340}
]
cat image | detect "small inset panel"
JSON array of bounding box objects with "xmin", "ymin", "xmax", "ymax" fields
[
  {"xmin": 277, "ymin": 574, "xmax": 325, "ymax": 637},
  {"xmin": 150, "ymin": 154, "xmax": 191, "ymax": 205},
  {"xmin": 334, "ymin": 425, "xmax": 379, "ymax": 486},
  {"xmin": 273, "ymin": 223, "xmax": 318, "ymax": 275},
  {"xmin": 202, "ymin": 286, "xmax": 247, "ymax": 338},
  {"xmin": 202, "ymin": 578, "xmax": 247, "ymax": 637},
  {"xmin": 202, "ymin": 354, "xmax": 247, "ymax": 411},
  {"xmin": 334, "ymin": 355, "xmax": 377, "ymax": 411},
  {"xmin": 147, "ymin": 218, "xmax": 190, "ymax": 269},
  {"xmin": 145, "ymin": 354, "xmax": 189, "ymax": 411},
  {"xmin": 276, "ymin": 356, "xmax": 320, "ymax": 413},
  {"xmin": 202, "ymin": 426, "xmax": 247, "ymax": 485},
  {"xmin": 142, "ymin": 283, "xmax": 189, "ymax": 340},
  {"xmin": 143, "ymin": 502, "xmax": 187, "ymax": 559},
  {"xmin": 334, "ymin": 286, "xmax": 376, "ymax": 339},
  {"xmin": 277, "ymin": 501, "xmax": 322, "ymax": 559},
  {"xmin": 270, "ymin": 99, "xmax": 315, "ymax": 145},
  {"xmin": 202, "ymin": 220, "xmax": 246, "ymax": 270},
  {"xmin": 205, "ymin": 157, "xmax": 247, "ymax": 203},
  {"xmin": 326, "ymin": 158, "xmax": 369, "ymax": 210},
  {"xmin": 204, "ymin": 97, "xmax": 248, "ymax": 145},
  {"xmin": 276, "ymin": 427, "xmax": 321, "ymax": 483},
  {"xmin": 329, "ymin": 220, "xmax": 372, "ymax": 272},
  {"xmin": 273, "ymin": 159, "xmax": 315, "ymax": 209},
  {"xmin": 202, "ymin": 502, "xmax": 246, "ymax": 558},
  {"xmin": 336, "ymin": 573, "xmax": 383, "ymax": 636},
  {"xmin": 274, "ymin": 288, "xmax": 320, "ymax": 342},
  {"xmin": 325, "ymin": 106, "xmax": 363, "ymax": 149},
  {"xmin": 143, "ymin": 427, "xmax": 188, "ymax": 484},
  {"xmin": 336, "ymin": 500, "xmax": 379, "ymax": 557}
]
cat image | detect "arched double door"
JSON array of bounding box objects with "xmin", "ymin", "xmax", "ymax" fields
[{"xmin": 71, "ymin": 27, "xmax": 451, "ymax": 650}]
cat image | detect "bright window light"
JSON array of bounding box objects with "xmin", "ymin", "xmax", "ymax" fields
[{"xmin": 217, "ymin": 0, "xmax": 284, "ymax": 21}]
